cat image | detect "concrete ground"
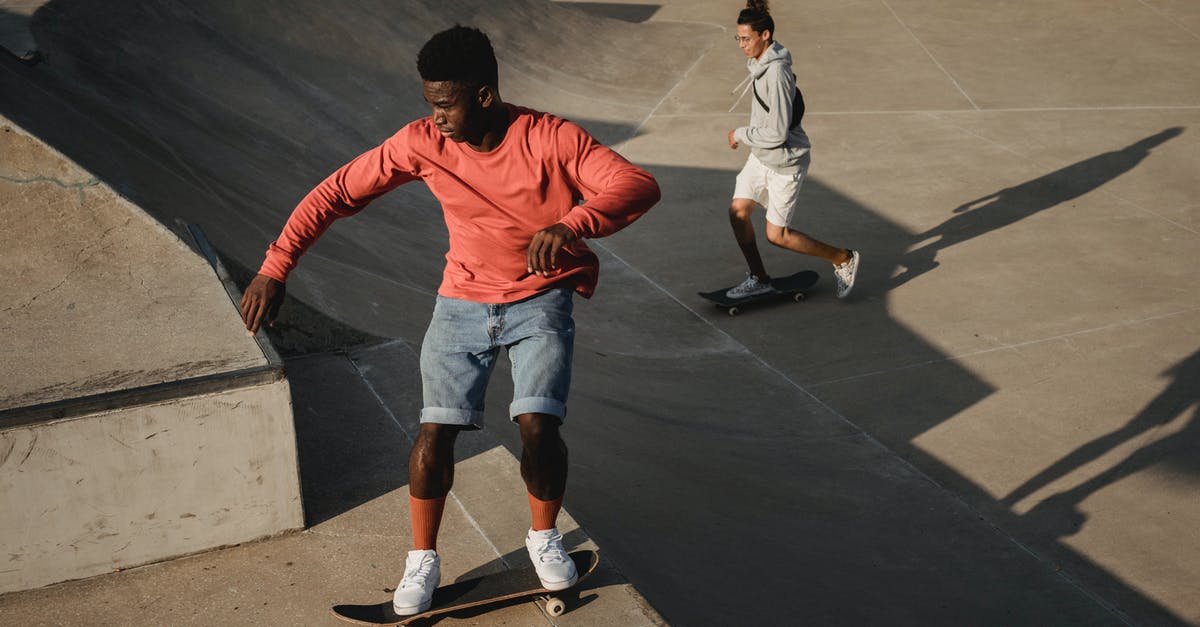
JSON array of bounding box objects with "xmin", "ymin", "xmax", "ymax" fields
[{"xmin": 1, "ymin": 0, "xmax": 1199, "ymax": 625}]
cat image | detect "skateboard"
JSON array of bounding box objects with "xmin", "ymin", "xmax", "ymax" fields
[
  {"xmin": 698, "ymin": 270, "xmax": 819, "ymax": 316},
  {"xmin": 331, "ymin": 549, "xmax": 600, "ymax": 626}
]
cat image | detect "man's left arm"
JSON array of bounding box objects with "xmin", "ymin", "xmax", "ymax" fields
[
  {"xmin": 528, "ymin": 121, "xmax": 661, "ymax": 276},
  {"xmin": 555, "ymin": 122, "xmax": 661, "ymax": 238}
]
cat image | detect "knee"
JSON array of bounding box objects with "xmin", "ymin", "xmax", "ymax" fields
[
  {"xmin": 765, "ymin": 226, "xmax": 788, "ymax": 247},
  {"xmin": 517, "ymin": 414, "xmax": 563, "ymax": 450},
  {"xmin": 728, "ymin": 204, "xmax": 753, "ymax": 223}
]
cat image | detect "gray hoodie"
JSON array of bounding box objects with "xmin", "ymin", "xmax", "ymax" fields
[{"xmin": 733, "ymin": 41, "xmax": 810, "ymax": 173}]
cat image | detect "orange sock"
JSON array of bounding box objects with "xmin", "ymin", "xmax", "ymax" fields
[
  {"xmin": 527, "ymin": 492, "xmax": 563, "ymax": 532},
  {"xmin": 410, "ymin": 495, "xmax": 446, "ymax": 551}
]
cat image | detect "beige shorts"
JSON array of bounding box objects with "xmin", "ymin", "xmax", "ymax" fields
[{"xmin": 733, "ymin": 152, "xmax": 811, "ymax": 227}]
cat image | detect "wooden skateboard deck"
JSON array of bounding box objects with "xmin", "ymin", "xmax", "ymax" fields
[
  {"xmin": 331, "ymin": 550, "xmax": 600, "ymax": 626},
  {"xmin": 699, "ymin": 270, "xmax": 819, "ymax": 316}
]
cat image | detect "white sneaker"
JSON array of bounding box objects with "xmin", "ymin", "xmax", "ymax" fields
[
  {"xmin": 726, "ymin": 273, "xmax": 773, "ymax": 299},
  {"xmin": 393, "ymin": 549, "xmax": 440, "ymax": 615},
  {"xmin": 525, "ymin": 528, "xmax": 578, "ymax": 591},
  {"xmin": 834, "ymin": 250, "xmax": 860, "ymax": 299}
]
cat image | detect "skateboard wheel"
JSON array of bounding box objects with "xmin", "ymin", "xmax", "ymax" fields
[
  {"xmin": 728, "ymin": 307, "xmax": 739, "ymax": 316},
  {"xmin": 793, "ymin": 292, "xmax": 805, "ymax": 302},
  {"xmin": 545, "ymin": 596, "xmax": 566, "ymax": 616}
]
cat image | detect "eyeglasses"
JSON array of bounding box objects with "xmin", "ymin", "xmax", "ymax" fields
[{"xmin": 733, "ymin": 36, "xmax": 756, "ymax": 44}]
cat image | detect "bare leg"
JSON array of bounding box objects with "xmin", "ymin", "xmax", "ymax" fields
[
  {"xmin": 728, "ymin": 199, "xmax": 770, "ymax": 281},
  {"xmin": 409, "ymin": 423, "xmax": 463, "ymax": 499},
  {"xmin": 765, "ymin": 222, "xmax": 851, "ymax": 266},
  {"xmin": 516, "ymin": 413, "xmax": 568, "ymax": 500}
]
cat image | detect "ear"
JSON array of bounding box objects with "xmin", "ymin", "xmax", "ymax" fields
[
  {"xmin": 760, "ymin": 29, "xmax": 772, "ymax": 42},
  {"xmin": 476, "ymin": 85, "xmax": 496, "ymax": 108}
]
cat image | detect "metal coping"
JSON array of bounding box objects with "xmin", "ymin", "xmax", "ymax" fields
[{"xmin": 0, "ymin": 224, "xmax": 285, "ymax": 430}]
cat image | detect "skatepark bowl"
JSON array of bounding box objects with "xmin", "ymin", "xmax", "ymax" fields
[{"xmin": 2, "ymin": 1, "xmax": 1199, "ymax": 625}]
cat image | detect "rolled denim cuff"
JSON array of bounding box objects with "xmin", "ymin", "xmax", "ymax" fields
[
  {"xmin": 509, "ymin": 397, "xmax": 567, "ymax": 421},
  {"xmin": 420, "ymin": 407, "xmax": 483, "ymax": 427}
]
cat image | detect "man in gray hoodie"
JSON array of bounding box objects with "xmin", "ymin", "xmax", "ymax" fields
[{"xmin": 725, "ymin": 1, "xmax": 860, "ymax": 299}]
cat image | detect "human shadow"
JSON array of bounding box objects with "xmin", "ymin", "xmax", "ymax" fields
[
  {"xmin": 1003, "ymin": 349, "xmax": 1200, "ymax": 537},
  {"xmin": 892, "ymin": 127, "xmax": 1184, "ymax": 288}
]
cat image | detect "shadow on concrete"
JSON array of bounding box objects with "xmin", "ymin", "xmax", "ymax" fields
[
  {"xmin": 892, "ymin": 127, "xmax": 1185, "ymax": 289},
  {"xmin": 1004, "ymin": 349, "xmax": 1200, "ymax": 535},
  {"xmin": 0, "ymin": 1, "xmax": 1192, "ymax": 625},
  {"xmin": 0, "ymin": 0, "xmax": 698, "ymax": 527},
  {"xmin": 554, "ymin": 1, "xmax": 662, "ymax": 23},
  {"xmin": 566, "ymin": 157, "xmax": 1193, "ymax": 624}
]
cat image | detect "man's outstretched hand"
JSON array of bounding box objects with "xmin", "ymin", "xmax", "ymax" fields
[
  {"xmin": 240, "ymin": 274, "xmax": 285, "ymax": 335},
  {"xmin": 527, "ymin": 223, "xmax": 578, "ymax": 277}
]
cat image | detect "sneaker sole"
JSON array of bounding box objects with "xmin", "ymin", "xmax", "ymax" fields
[
  {"xmin": 837, "ymin": 253, "xmax": 860, "ymax": 299},
  {"xmin": 541, "ymin": 572, "xmax": 579, "ymax": 591},
  {"xmin": 393, "ymin": 599, "xmax": 432, "ymax": 615},
  {"xmin": 726, "ymin": 289, "xmax": 774, "ymax": 299}
]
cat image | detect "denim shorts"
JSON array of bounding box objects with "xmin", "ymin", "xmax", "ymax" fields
[{"xmin": 419, "ymin": 288, "xmax": 575, "ymax": 428}]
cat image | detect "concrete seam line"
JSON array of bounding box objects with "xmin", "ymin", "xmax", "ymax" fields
[
  {"xmin": 648, "ymin": 105, "xmax": 1200, "ymax": 117},
  {"xmin": 1133, "ymin": 0, "xmax": 1200, "ymax": 40},
  {"xmin": 927, "ymin": 113, "xmax": 1200, "ymax": 237},
  {"xmin": 809, "ymin": 306, "xmax": 1200, "ymax": 389},
  {"xmin": 879, "ymin": 0, "xmax": 980, "ymax": 111},
  {"xmin": 587, "ymin": 240, "xmax": 1135, "ymax": 624},
  {"xmin": 615, "ymin": 21, "xmax": 725, "ymax": 150}
]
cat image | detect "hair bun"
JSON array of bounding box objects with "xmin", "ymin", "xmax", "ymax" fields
[{"xmin": 745, "ymin": 0, "xmax": 770, "ymax": 13}]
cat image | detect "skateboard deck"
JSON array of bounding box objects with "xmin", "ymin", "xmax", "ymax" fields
[
  {"xmin": 699, "ymin": 270, "xmax": 819, "ymax": 316},
  {"xmin": 331, "ymin": 550, "xmax": 600, "ymax": 626}
]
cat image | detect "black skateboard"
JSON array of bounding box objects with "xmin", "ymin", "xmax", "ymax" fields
[
  {"xmin": 699, "ymin": 270, "xmax": 819, "ymax": 316},
  {"xmin": 331, "ymin": 550, "xmax": 600, "ymax": 625}
]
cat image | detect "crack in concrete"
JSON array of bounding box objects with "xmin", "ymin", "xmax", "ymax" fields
[
  {"xmin": 2, "ymin": 216, "xmax": 132, "ymax": 313},
  {"xmin": 0, "ymin": 173, "xmax": 99, "ymax": 205}
]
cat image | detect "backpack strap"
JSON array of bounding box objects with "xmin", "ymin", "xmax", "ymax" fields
[{"xmin": 751, "ymin": 75, "xmax": 804, "ymax": 129}]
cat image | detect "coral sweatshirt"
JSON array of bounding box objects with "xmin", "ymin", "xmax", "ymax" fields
[{"xmin": 259, "ymin": 105, "xmax": 660, "ymax": 303}]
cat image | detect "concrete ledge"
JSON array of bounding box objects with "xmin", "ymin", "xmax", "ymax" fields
[
  {"xmin": 0, "ymin": 379, "xmax": 303, "ymax": 594},
  {"xmin": 0, "ymin": 117, "xmax": 303, "ymax": 594},
  {"xmin": 0, "ymin": 349, "xmax": 665, "ymax": 625}
]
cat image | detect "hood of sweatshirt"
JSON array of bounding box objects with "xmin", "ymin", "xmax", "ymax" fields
[
  {"xmin": 730, "ymin": 41, "xmax": 794, "ymax": 110},
  {"xmin": 748, "ymin": 41, "xmax": 791, "ymax": 79},
  {"xmin": 729, "ymin": 40, "xmax": 810, "ymax": 172}
]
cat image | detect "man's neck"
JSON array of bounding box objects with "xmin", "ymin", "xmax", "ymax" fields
[{"xmin": 466, "ymin": 103, "xmax": 511, "ymax": 152}]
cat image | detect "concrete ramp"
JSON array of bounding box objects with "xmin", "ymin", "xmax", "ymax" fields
[
  {"xmin": 0, "ymin": 1, "xmax": 714, "ymax": 346},
  {"xmin": 0, "ymin": 118, "xmax": 301, "ymax": 594},
  {"xmin": 3, "ymin": 0, "xmax": 1199, "ymax": 625}
]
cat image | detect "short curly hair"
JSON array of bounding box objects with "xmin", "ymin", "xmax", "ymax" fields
[{"xmin": 417, "ymin": 25, "xmax": 498, "ymax": 89}]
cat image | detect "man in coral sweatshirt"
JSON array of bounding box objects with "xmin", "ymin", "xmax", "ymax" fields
[{"xmin": 238, "ymin": 25, "xmax": 659, "ymax": 615}]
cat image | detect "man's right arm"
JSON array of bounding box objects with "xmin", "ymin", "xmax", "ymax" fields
[
  {"xmin": 240, "ymin": 128, "xmax": 421, "ymax": 332},
  {"xmin": 240, "ymin": 274, "xmax": 285, "ymax": 334}
]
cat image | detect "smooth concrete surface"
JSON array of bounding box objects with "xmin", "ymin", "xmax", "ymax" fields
[
  {"xmin": 0, "ymin": 116, "xmax": 304, "ymax": 593},
  {"xmin": 0, "ymin": 349, "xmax": 665, "ymax": 626},
  {"xmin": 0, "ymin": 119, "xmax": 266, "ymax": 410},
  {"xmin": 1, "ymin": 0, "xmax": 1198, "ymax": 625},
  {"xmin": 0, "ymin": 380, "xmax": 303, "ymax": 594}
]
